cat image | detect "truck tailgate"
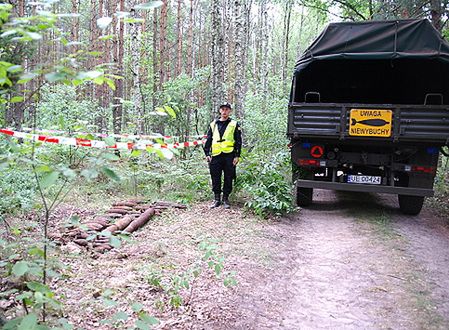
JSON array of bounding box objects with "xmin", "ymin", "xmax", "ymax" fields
[{"xmin": 288, "ymin": 103, "xmax": 449, "ymax": 145}]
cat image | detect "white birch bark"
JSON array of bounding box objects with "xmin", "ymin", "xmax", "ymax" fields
[
  {"xmin": 260, "ymin": 0, "xmax": 268, "ymax": 112},
  {"xmin": 211, "ymin": 0, "xmax": 224, "ymax": 117},
  {"xmin": 130, "ymin": 10, "xmax": 143, "ymax": 132},
  {"xmin": 234, "ymin": 0, "xmax": 245, "ymax": 118}
]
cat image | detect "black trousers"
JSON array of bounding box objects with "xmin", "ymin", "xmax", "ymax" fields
[{"xmin": 209, "ymin": 153, "xmax": 235, "ymax": 197}]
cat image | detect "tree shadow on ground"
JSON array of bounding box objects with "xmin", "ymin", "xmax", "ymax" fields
[{"xmin": 306, "ymin": 190, "xmax": 397, "ymax": 214}]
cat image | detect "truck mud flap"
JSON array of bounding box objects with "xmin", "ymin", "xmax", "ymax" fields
[{"xmin": 296, "ymin": 179, "xmax": 434, "ymax": 197}]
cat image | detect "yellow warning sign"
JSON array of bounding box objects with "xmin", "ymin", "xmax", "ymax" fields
[{"xmin": 349, "ymin": 109, "xmax": 392, "ymax": 137}]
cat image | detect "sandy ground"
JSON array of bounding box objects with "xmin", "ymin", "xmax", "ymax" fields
[
  {"xmin": 2, "ymin": 190, "xmax": 449, "ymax": 329},
  {"xmin": 186, "ymin": 190, "xmax": 449, "ymax": 329}
]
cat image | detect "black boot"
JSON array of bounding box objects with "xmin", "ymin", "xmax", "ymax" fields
[
  {"xmin": 222, "ymin": 196, "xmax": 231, "ymax": 209},
  {"xmin": 210, "ymin": 194, "xmax": 221, "ymax": 208}
]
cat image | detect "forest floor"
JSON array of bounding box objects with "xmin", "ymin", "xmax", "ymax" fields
[{"xmin": 3, "ymin": 190, "xmax": 449, "ymax": 329}]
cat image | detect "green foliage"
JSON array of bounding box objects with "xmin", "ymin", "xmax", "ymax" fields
[
  {"xmin": 98, "ymin": 289, "xmax": 160, "ymax": 329},
  {"xmin": 34, "ymin": 85, "xmax": 100, "ymax": 131},
  {"xmin": 236, "ymin": 87, "xmax": 294, "ymax": 218},
  {"xmin": 106, "ymin": 152, "xmax": 210, "ymax": 203},
  {"xmin": 0, "ymin": 233, "xmax": 63, "ymax": 326},
  {"xmin": 148, "ymin": 69, "xmax": 211, "ymax": 138},
  {"xmin": 301, "ymin": 0, "xmax": 429, "ymax": 21},
  {"xmin": 243, "ymin": 91, "xmax": 288, "ymax": 154},
  {"xmin": 0, "ymin": 167, "xmax": 36, "ymax": 215},
  {"xmin": 237, "ymin": 149, "xmax": 295, "ymax": 218},
  {"xmin": 431, "ymin": 153, "xmax": 449, "ymax": 215},
  {"xmin": 143, "ymin": 240, "xmax": 237, "ymax": 311},
  {"xmin": 0, "ymin": 140, "xmax": 36, "ymax": 214}
]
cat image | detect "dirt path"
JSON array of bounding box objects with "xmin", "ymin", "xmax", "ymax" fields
[
  {"xmin": 28, "ymin": 190, "xmax": 449, "ymax": 329},
  {"xmin": 204, "ymin": 190, "xmax": 449, "ymax": 330}
]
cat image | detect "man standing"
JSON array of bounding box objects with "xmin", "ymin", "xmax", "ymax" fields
[{"xmin": 204, "ymin": 102, "xmax": 242, "ymax": 209}]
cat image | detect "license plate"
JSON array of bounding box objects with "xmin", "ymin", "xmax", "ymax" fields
[
  {"xmin": 349, "ymin": 109, "xmax": 392, "ymax": 137},
  {"xmin": 347, "ymin": 175, "xmax": 381, "ymax": 185}
]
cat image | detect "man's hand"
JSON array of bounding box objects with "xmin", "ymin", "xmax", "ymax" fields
[
  {"xmin": 233, "ymin": 157, "xmax": 240, "ymax": 166},
  {"xmin": 206, "ymin": 156, "xmax": 212, "ymax": 163}
]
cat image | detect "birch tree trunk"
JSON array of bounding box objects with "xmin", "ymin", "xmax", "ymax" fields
[
  {"xmin": 234, "ymin": 0, "xmax": 245, "ymax": 118},
  {"xmin": 211, "ymin": 0, "xmax": 224, "ymax": 117},
  {"xmin": 222, "ymin": 0, "xmax": 232, "ymax": 98},
  {"xmin": 282, "ymin": 0, "xmax": 292, "ymax": 91},
  {"xmin": 130, "ymin": 10, "xmax": 143, "ymax": 132},
  {"xmin": 260, "ymin": 0, "xmax": 268, "ymax": 112},
  {"xmin": 243, "ymin": 0, "xmax": 252, "ymax": 100},
  {"xmin": 112, "ymin": 0, "xmax": 125, "ymax": 133}
]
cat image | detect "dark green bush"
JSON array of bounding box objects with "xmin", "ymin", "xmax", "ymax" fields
[
  {"xmin": 0, "ymin": 167, "xmax": 36, "ymax": 215},
  {"xmin": 237, "ymin": 149, "xmax": 294, "ymax": 217}
]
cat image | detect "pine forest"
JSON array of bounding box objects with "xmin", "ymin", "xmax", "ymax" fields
[{"xmin": 1, "ymin": 0, "xmax": 449, "ymax": 328}]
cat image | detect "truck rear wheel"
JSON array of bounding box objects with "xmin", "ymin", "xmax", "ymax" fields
[
  {"xmin": 297, "ymin": 187, "xmax": 313, "ymax": 206},
  {"xmin": 398, "ymin": 195, "xmax": 424, "ymax": 215}
]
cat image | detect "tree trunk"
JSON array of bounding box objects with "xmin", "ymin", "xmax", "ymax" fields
[
  {"xmin": 242, "ymin": 0, "xmax": 251, "ymax": 101},
  {"xmin": 159, "ymin": 0, "xmax": 168, "ymax": 89},
  {"xmin": 7, "ymin": 0, "xmax": 26, "ymax": 129},
  {"xmin": 222, "ymin": 0, "xmax": 233, "ymax": 99},
  {"xmin": 130, "ymin": 8, "xmax": 143, "ymax": 133},
  {"xmin": 176, "ymin": 0, "xmax": 183, "ymax": 77},
  {"xmin": 234, "ymin": 0, "xmax": 245, "ymax": 118},
  {"xmin": 152, "ymin": 9, "xmax": 159, "ymax": 113},
  {"xmin": 296, "ymin": 5, "xmax": 305, "ymax": 60},
  {"xmin": 282, "ymin": 0, "xmax": 292, "ymax": 91},
  {"xmin": 186, "ymin": 0, "xmax": 194, "ymax": 77},
  {"xmin": 430, "ymin": 0, "xmax": 442, "ymax": 31},
  {"xmin": 70, "ymin": 0, "xmax": 80, "ymax": 53},
  {"xmin": 260, "ymin": 0, "xmax": 268, "ymax": 113},
  {"xmin": 211, "ymin": 0, "xmax": 224, "ymax": 117},
  {"xmin": 112, "ymin": 0, "xmax": 125, "ymax": 133}
]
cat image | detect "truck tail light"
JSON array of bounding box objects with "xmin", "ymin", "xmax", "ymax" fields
[
  {"xmin": 298, "ymin": 159, "xmax": 326, "ymax": 167},
  {"xmin": 298, "ymin": 159, "xmax": 319, "ymax": 166},
  {"xmin": 411, "ymin": 166, "xmax": 436, "ymax": 174}
]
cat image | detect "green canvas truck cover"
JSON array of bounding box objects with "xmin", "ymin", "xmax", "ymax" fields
[{"xmin": 292, "ymin": 19, "xmax": 449, "ymax": 105}]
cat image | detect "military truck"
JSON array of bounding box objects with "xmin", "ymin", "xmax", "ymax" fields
[{"xmin": 288, "ymin": 19, "xmax": 449, "ymax": 215}]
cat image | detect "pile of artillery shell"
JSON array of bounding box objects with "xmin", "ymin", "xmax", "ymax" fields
[{"xmin": 53, "ymin": 200, "xmax": 185, "ymax": 253}]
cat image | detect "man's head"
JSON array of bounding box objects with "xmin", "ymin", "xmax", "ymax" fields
[{"xmin": 219, "ymin": 102, "xmax": 232, "ymax": 120}]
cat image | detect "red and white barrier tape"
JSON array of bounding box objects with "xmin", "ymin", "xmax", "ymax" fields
[
  {"xmin": 17, "ymin": 127, "xmax": 206, "ymax": 141},
  {"xmin": 0, "ymin": 128, "xmax": 205, "ymax": 159}
]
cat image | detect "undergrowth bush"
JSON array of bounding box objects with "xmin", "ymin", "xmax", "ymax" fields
[
  {"xmin": 431, "ymin": 153, "xmax": 449, "ymax": 216},
  {"xmin": 0, "ymin": 167, "xmax": 36, "ymax": 216},
  {"xmin": 34, "ymin": 85, "xmax": 101, "ymax": 131},
  {"xmin": 0, "ymin": 140, "xmax": 36, "ymax": 216},
  {"xmin": 237, "ymin": 149, "xmax": 294, "ymax": 217},
  {"xmin": 65, "ymin": 149, "xmax": 210, "ymax": 207},
  {"xmin": 236, "ymin": 90, "xmax": 294, "ymax": 217}
]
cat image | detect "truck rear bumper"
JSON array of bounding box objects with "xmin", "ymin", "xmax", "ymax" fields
[{"xmin": 296, "ymin": 180, "xmax": 434, "ymax": 197}]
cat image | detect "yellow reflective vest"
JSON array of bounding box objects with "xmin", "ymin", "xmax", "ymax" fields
[{"xmin": 210, "ymin": 120, "xmax": 237, "ymax": 156}]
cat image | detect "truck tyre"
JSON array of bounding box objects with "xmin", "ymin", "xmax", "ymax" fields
[
  {"xmin": 297, "ymin": 187, "xmax": 313, "ymax": 206},
  {"xmin": 398, "ymin": 195, "xmax": 424, "ymax": 215}
]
